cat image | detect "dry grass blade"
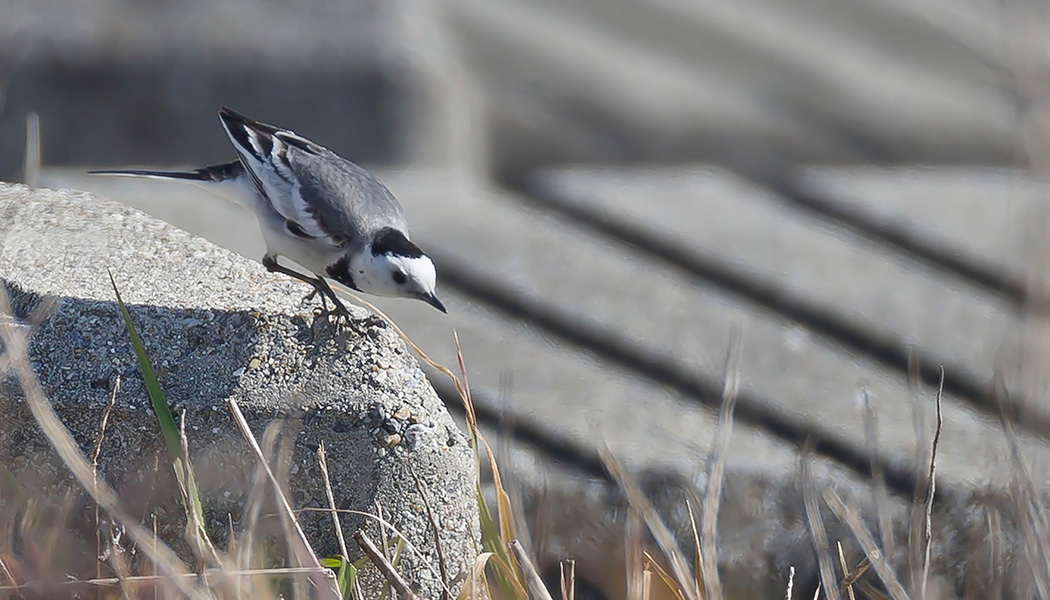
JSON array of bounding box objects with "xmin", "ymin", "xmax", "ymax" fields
[
  {"xmin": 341, "ymin": 292, "xmax": 471, "ymax": 401},
  {"xmin": 626, "ymin": 506, "xmax": 645, "ymax": 600},
  {"xmin": 859, "ymin": 385, "xmax": 895, "ymax": 564},
  {"xmin": 838, "ymin": 557, "xmax": 872, "ymax": 589},
  {"xmin": 510, "ymin": 539, "xmax": 554, "ymax": 600},
  {"xmin": 905, "ymin": 351, "xmax": 927, "ymax": 591},
  {"xmin": 226, "ymin": 398, "xmax": 338, "ymax": 600},
  {"xmin": 920, "ymin": 368, "xmax": 944, "ymax": 598},
  {"xmin": 992, "ymin": 372, "xmax": 1050, "ymax": 595},
  {"xmin": 686, "ymin": 501, "xmax": 702, "ymax": 600},
  {"xmin": 0, "ymin": 295, "xmax": 59, "ymax": 374},
  {"xmin": 701, "ymin": 326, "xmax": 741, "ymax": 600},
  {"xmin": 836, "ymin": 542, "xmax": 856, "ymax": 600},
  {"xmin": 0, "ymin": 566, "xmax": 333, "ymax": 592},
  {"xmin": 317, "ymin": 443, "xmax": 351, "ymax": 566},
  {"xmin": 560, "ymin": 559, "xmax": 575, "ymax": 600},
  {"xmin": 0, "ymin": 555, "xmax": 17, "ymax": 590},
  {"xmin": 354, "ymin": 529, "xmax": 420, "ymax": 600},
  {"xmin": 298, "ymin": 506, "xmax": 454, "ymax": 595},
  {"xmin": 600, "ymin": 448, "xmax": 698, "ymax": 600},
  {"xmin": 459, "ymin": 552, "xmax": 495, "ymax": 600},
  {"xmin": 0, "ymin": 288, "xmax": 205, "ymax": 600},
  {"xmin": 801, "ymin": 455, "xmax": 842, "ymax": 600},
  {"xmin": 786, "ymin": 565, "xmax": 795, "ymax": 600},
  {"xmin": 92, "ymin": 374, "xmax": 120, "ymax": 580},
  {"xmin": 642, "ymin": 551, "xmax": 687, "ymax": 600},
  {"xmin": 821, "ymin": 488, "xmax": 908, "ymax": 600},
  {"xmin": 178, "ymin": 411, "xmax": 222, "ymax": 570}
]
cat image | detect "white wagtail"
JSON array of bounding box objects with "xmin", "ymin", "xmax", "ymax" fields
[{"xmin": 92, "ymin": 106, "xmax": 446, "ymax": 317}]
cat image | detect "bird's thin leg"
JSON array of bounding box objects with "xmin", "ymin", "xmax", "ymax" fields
[
  {"xmin": 261, "ymin": 256, "xmax": 347, "ymax": 318},
  {"xmin": 302, "ymin": 285, "xmax": 331, "ymax": 312},
  {"xmin": 312, "ymin": 277, "xmax": 356, "ymax": 324}
]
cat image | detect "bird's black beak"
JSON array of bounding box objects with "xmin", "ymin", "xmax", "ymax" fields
[{"xmin": 424, "ymin": 292, "xmax": 447, "ymax": 314}]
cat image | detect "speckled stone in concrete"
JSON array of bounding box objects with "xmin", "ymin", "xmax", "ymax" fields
[{"xmin": 0, "ymin": 183, "xmax": 479, "ymax": 598}]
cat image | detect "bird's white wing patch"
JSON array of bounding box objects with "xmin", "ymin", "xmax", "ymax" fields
[{"xmin": 227, "ymin": 125, "xmax": 341, "ymax": 246}]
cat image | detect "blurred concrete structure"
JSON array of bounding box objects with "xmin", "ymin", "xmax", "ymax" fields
[
  {"xmin": 0, "ymin": 0, "xmax": 397, "ymax": 178},
  {"xmin": 1, "ymin": 0, "xmax": 1032, "ymax": 176},
  {"xmin": 9, "ymin": 0, "xmax": 1050, "ymax": 591}
]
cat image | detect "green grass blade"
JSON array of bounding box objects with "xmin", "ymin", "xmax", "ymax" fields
[
  {"xmin": 321, "ymin": 555, "xmax": 358, "ymax": 599},
  {"xmin": 321, "ymin": 557, "xmax": 343, "ymax": 569},
  {"xmin": 108, "ymin": 271, "xmax": 180, "ymax": 458}
]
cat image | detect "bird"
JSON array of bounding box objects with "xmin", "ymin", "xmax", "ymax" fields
[{"xmin": 90, "ymin": 106, "xmax": 446, "ymax": 318}]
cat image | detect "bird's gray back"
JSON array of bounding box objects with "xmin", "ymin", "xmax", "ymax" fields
[{"xmin": 289, "ymin": 148, "xmax": 408, "ymax": 250}]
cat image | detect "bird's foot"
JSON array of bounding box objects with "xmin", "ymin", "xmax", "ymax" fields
[
  {"xmin": 262, "ymin": 256, "xmax": 363, "ymax": 334},
  {"xmin": 310, "ymin": 281, "xmax": 365, "ymax": 334}
]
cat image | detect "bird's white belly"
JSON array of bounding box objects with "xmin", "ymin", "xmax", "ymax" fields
[
  {"xmin": 218, "ymin": 177, "xmax": 342, "ymax": 277},
  {"xmin": 257, "ymin": 217, "xmax": 341, "ymax": 276}
]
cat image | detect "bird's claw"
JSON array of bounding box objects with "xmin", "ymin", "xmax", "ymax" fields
[{"xmin": 306, "ymin": 286, "xmax": 363, "ymax": 334}]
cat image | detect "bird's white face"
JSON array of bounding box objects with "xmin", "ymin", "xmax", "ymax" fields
[{"xmin": 350, "ymin": 251, "xmax": 445, "ymax": 312}]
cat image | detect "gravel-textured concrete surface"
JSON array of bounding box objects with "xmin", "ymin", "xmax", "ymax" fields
[{"xmin": 0, "ymin": 183, "xmax": 479, "ymax": 597}]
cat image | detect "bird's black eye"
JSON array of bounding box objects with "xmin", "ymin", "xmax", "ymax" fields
[{"xmin": 392, "ymin": 270, "xmax": 407, "ymax": 285}]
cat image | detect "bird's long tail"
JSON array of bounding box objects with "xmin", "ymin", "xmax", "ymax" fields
[{"xmin": 88, "ymin": 160, "xmax": 244, "ymax": 183}]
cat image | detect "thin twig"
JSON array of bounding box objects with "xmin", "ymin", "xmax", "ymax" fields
[
  {"xmin": 701, "ymin": 326, "xmax": 741, "ymax": 600},
  {"xmin": 317, "ymin": 443, "xmax": 351, "ymax": 564},
  {"xmin": 510, "ymin": 539, "xmax": 555, "ymax": 600},
  {"xmin": 920, "ymin": 367, "xmax": 944, "ymax": 598},
  {"xmin": 92, "ymin": 374, "xmax": 120, "ymax": 580},
  {"xmin": 354, "ymin": 530, "xmax": 420, "ymax": 600},
  {"xmin": 410, "ymin": 467, "xmax": 450, "ymax": 600},
  {"xmin": 91, "ymin": 375, "xmax": 120, "ymax": 465},
  {"xmin": 376, "ymin": 500, "xmax": 391, "ymax": 565}
]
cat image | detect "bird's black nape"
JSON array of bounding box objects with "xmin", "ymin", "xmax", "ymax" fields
[{"xmin": 371, "ymin": 227, "xmax": 424, "ymax": 258}]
